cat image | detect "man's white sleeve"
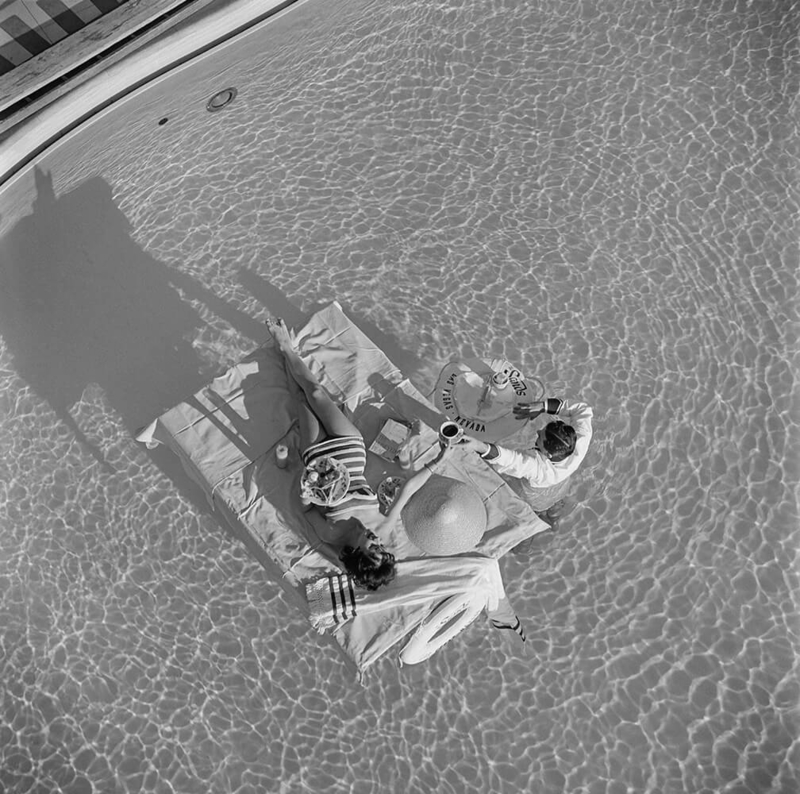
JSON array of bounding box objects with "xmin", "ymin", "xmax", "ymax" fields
[{"xmin": 489, "ymin": 401, "xmax": 593, "ymax": 487}]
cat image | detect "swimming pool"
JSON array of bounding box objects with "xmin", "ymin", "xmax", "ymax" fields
[{"xmin": 0, "ymin": 0, "xmax": 798, "ymax": 792}]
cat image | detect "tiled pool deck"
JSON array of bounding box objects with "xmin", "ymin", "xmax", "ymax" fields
[
  {"xmin": 0, "ymin": 0, "xmax": 218, "ymax": 136},
  {"xmin": 0, "ymin": 0, "xmax": 128, "ymax": 75}
]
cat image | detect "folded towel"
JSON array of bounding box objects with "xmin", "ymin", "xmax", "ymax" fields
[
  {"xmin": 306, "ymin": 573, "xmax": 358, "ymax": 626},
  {"xmin": 306, "ymin": 554, "xmax": 513, "ymax": 633}
]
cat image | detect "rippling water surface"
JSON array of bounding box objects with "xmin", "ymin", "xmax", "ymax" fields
[{"xmin": 0, "ymin": 0, "xmax": 798, "ymax": 792}]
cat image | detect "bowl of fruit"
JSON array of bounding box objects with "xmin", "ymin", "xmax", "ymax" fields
[{"xmin": 300, "ymin": 456, "xmax": 351, "ymax": 507}]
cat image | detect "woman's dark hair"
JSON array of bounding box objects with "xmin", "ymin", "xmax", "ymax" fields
[
  {"xmin": 542, "ymin": 421, "xmax": 577, "ymax": 462},
  {"xmin": 339, "ymin": 546, "xmax": 397, "ymax": 591}
]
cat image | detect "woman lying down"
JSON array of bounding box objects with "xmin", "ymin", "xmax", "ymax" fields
[{"xmin": 268, "ymin": 318, "xmax": 473, "ymax": 591}]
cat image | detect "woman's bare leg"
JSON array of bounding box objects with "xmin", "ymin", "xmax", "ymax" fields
[
  {"xmin": 267, "ymin": 318, "xmax": 361, "ymax": 439},
  {"xmin": 284, "ymin": 359, "xmax": 325, "ymax": 448}
]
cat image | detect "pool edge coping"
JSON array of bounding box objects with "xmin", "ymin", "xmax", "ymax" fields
[{"xmin": 0, "ymin": 0, "xmax": 305, "ymax": 189}]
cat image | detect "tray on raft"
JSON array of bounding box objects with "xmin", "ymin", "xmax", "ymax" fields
[{"xmin": 136, "ymin": 301, "xmax": 549, "ymax": 674}]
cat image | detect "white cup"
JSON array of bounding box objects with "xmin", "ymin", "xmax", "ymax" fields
[
  {"xmin": 491, "ymin": 371, "xmax": 510, "ymax": 388},
  {"xmin": 438, "ymin": 420, "xmax": 464, "ymax": 447},
  {"xmin": 275, "ymin": 444, "xmax": 289, "ymax": 468}
]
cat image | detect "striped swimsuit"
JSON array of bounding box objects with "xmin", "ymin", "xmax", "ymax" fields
[{"xmin": 302, "ymin": 435, "xmax": 378, "ymax": 519}]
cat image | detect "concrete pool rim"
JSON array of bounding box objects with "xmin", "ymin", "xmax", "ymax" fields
[{"xmin": 0, "ymin": 0, "xmax": 306, "ymax": 189}]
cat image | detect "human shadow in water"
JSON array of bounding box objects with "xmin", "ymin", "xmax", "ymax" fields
[{"xmin": 0, "ymin": 168, "xmax": 265, "ymax": 478}]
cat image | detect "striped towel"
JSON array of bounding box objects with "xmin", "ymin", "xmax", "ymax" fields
[
  {"xmin": 306, "ymin": 573, "xmax": 358, "ymax": 627},
  {"xmin": 306, "ymin": 556, "xmax": 525, "ymax": 649},
  {"xmin": 306, "ymin": 568, "xmax": 526, "ymax": 646}
]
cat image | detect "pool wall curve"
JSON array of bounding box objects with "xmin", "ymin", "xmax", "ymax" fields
[{"xmin": 0, "ymin": 0, "xmax": 304, "ymax": 188}]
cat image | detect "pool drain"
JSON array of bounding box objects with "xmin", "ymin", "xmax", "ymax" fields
[{"xmin": 206, "ymin": 87, "xmax": 238, "ymax": 112}]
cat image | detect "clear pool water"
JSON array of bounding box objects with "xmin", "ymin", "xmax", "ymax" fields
[{"xmin": 0, "ymin": 0, "xmax": 798, "ymax": 792}]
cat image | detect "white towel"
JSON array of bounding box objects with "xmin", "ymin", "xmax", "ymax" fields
[
  {"xmin": 306, "ymin": 573, "xmax": 359, "ymax": 626},
  {"xmin": 306, "ymin": 554, "xmax": 509, "ymax": 632}
]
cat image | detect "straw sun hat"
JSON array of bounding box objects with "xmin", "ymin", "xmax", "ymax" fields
[{"xmin": 402, "ymin": 474, "xmax": 487, "ymax": 554}]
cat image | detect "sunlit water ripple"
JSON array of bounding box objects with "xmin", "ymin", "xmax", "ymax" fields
[{"xmin": 0, "ymin": 0, "xmax": 798, "ymax": 792}]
